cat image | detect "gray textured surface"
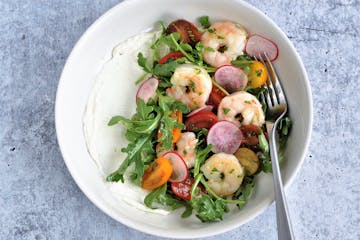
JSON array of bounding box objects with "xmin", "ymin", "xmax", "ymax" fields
[{"xmin": 0, "ymin": 0, "xmax": 359, "ymax": 239}]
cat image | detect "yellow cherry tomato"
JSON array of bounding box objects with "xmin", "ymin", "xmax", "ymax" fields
[
  {"xmin": 141, "ymin": 157, "xmax": 173, "ymax": 190},
  {"xmin": 248, "ymin": 61, "xmax": 268, "ymax": 88}
]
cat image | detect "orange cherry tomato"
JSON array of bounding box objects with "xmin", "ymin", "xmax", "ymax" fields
[
  {"xmin": 248, "ymin": 61, "xmax": 268, "ymax": 88},
  {"xmin": 141, "ymin": 157, "xmax": 173, "ymax": 190}
]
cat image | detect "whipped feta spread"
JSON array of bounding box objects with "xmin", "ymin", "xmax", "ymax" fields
[{"xmin": 83, "ymin": 30, "xmax": 169, "ymax": 215}]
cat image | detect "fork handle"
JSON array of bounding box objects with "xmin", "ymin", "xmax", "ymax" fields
[{"xmin": 268, "ymin": 129, "xmax": 295, "ymax": 240}]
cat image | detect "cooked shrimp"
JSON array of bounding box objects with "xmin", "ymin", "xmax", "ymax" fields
[
  {"xmin": 218, "ymin": 91, "xmax": 265, "ymax": 127},
  {"xmin": 201, "ymin": 21, "xmax": 247, "ymax": 67},
  {"xmin": 201, "ymin": 153, "xmax": 244, "ymax": 196},
  {"xmin": 176, "ymin": 132, "xmax": 198, "ymax": 168},
  {"xmin": 166, "ymin": 64, "xmax": 212, "ymax": 110}
]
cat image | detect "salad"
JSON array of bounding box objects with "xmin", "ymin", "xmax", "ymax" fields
[{"xmin": 106, "ymin": 17, "xmax": 292, "ymax": 222}]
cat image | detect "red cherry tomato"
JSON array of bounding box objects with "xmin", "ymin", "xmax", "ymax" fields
[
  {"xmin": 171, "ymin": 177, "xmax": 194, "ymax": 200},
  {"xmin": 207, "ymin": 85, "xmax": 226, "ymax": 109},
  {"xmin": 167, "ymin": 19, "xmax": 202, "ymax": 47},
  {"xmin": 185, "ymin": 111, "xmax": 218, "ymax": 131},
  {"xmin": 158, "ymin": 51, "xmax": 184, "ymax": 64},
  {"xmin": 241, "ymin": 125, "xmax": 268, "ymax": 146},
  {"xmin": 171, "ymin": 177, "xmax": 206, "ymax": 200}
]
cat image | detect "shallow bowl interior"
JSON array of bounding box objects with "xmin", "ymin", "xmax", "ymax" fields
[{"xmin": 55, "ymin": 0, "xmax": 312, "ymax": 238}]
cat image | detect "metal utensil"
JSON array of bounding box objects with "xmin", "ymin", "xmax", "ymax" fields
[{"xmin": 257, "ymin": 52, "xmax": 295, "ymax": 240}]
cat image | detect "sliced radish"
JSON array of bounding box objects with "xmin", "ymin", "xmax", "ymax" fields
[
  {"xmin": 207, "ymin": 120, "xmax": 243, "ymax": 154},
  {"xmin": 136, "ymin": 77, "xmax": 159, "ymax": 104},
  {"xmin": 186, "ymin": 105, "xmax": 214, "ymax": 117},
  {"xmin": 214, "ymin": 65, "xmax": 248, "ymax": 93},
  {"xmin": 162, "ymin": 151, "xmax": 188, "ymax": 182},
  {"xmin": 245, "ymin": 34, "xmax": 279, "ymax": 61}
]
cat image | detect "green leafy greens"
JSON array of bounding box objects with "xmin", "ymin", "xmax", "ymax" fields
[
  {"xmin": 106, "ymin": 95, "xmax": 188, "ymax": 184},
  {"xmin": 198, "ymin": 16, "xmax": 211, "ymax": 29},
  {"xmin": 258, "ymin": 127, "xmax": 272, "ymax": 173},
  {"xmin": 144, "ymin": 184, "xmax": 183, "ymax": 210}
]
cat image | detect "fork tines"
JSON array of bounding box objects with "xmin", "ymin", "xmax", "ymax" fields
[{"xmin": 255, "ymin": 52, "xmax": 286, "ymax": 108}]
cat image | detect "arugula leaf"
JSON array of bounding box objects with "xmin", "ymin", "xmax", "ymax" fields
[
  {"xmin": 153, "ymin": 57, "xmax": 186, "ymax": 78},
  {"xmin": 156, "ymin": 94, "xmax": 188, "ymax": 150},
  {"xmin": 193, "ymin": 144, "xmax": 213, "ymax": 176},
  {"xmin": 245, "ymin": 85, "xmax": 266, "ymax": 100},
  {"xmin": 144, "ymin": 184, "xmax": 183, "ymax": 210},
  {"xmin": 157, "ymin": 32, "xmax": 195, "ymax": 62},
  {"xmin": 106, "ymin": 99, "xmax": 160, "ymax": 183},
  {"xmin": 278, "ymin": 116, "xmax": 292, "ymax": 136},
  {"xmin": 157, "ymin": 78, "xmax": 173, "ymax": 95},
  {"xmin": 231, "ymin": 55, "xmax": 254, "ymax": 68},
  {"xmin": 191, "ymin": 195, "xmax": 227, "ymax": 222},
  {"xmin": 159, "ymin": 20, "xmax": 167, "ymax": 34},
  {"xmin": 277, "ymin": 116, "xmax": 292, "ymax": 163},
  {"xmin": 198, "ymin": 16, "xmax": 211, "ymax": 29},
  {"xmin": 129, "ymin": 140, "xmax": 155, "ymax": 185},
  {"xmin": 191, "ymin": 42, "xmax": 216, "ymax": 72},
  {"xmin": 158, "ymin": 114, "xmax": 178, "ymax": 150},
  {"xmin": 189, "ymin": 174, "xmax": 227, "ymax": 222},
  {"xmin": 160, "ymin": 32, "xmax": 181, "ymax": 50},
  {"xmin": 107, "ymin": 115, "xmax": 161, "ymax": 134},
  {"xmin": 109, "ymin": 99, "xmax": 159, "ymax": 134},
  {"xmin": 106, "ymin": 133, "xmax": 154, "ymax": 182},
  {"xmin": 258, "ymin": 128, "xmax": 272, "ymax": 173},
  {"xmin": 136, "ymin": 98, "xmax": 156, "ymax": 120},
  {"xmin": 179, "ymin": 42, "xmax": 193, "ymax": 52},
  {"xmin": 258, "ymin": 129, "xmax": 269, "ymax": 155},
  {"xmin": 137, "ymin": 52, "xmax": 153, "ymax": 73},
  {"xmin": 233, "ymin": 177, "xmax": 255, "ymax": 209},
  {"xmin": 181, "ymin": 203, "xmax": 193, "ymax": 218}
]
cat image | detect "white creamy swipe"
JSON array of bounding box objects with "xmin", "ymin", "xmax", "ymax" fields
[{"xmin": 83, "ymin": 30, "xmax": 169, "ymax": 215}]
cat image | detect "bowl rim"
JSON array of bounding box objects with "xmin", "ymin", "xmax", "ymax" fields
[{"xmin": 55, "ymin": 0, "xmax": 313, "ymax": 238}]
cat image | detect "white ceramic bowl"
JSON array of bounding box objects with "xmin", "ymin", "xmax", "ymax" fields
[{"xmin": 55, "ymin": 0, "xmax": 313, "ymax": 238}]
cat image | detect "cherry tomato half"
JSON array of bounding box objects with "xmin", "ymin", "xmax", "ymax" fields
[
  {"xmin": 207, "ymin": 85, "xmax": 226, "ymax": 109},
  {"xmin": 171, "ymin": 177, "xmax": 194, "ymax": 200},
  {"xmin": 240, "ymin": 125, "xmax": 269, "ymax": 146},
  {"xmin": 166, "ymin": 19, "xmax": 202, "ymax": 47},
  {"xmin": 171, "ymin": 177, "xmax": 205, "ymax": 200},
  {"xmin": 185, "ymin": 111, "xmax": 218, "ymax": 132},
  {"xmin": 158, "ymin": 51, "xmax": 184, "ymax": 64}
]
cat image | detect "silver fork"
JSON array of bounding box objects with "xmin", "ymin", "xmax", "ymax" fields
[{"xmin": 256, "ymin": 52, "xmax": 295, "ymax": 240}]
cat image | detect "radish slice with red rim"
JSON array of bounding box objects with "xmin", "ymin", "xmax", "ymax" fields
[
  {"xmin": 136, "ymin": 77, "xmax": 159, "ymax": 104},
  {"xmin": 214, "ymin": 65, "xmax": 248, "ymax": 93},
  {"xmin": 162, "ymin": 151, "xmax": 188, "ymax": 182},
  {"xmin": 186, "ymin": 105, "xmax": 214, "ymax": 117},
  {"xmin": 207, "ymin": 120, "xmax": 243, "ymax": 154},
  {"xmin": 245, "ymin": 34, "xmax": 279, "ymax": 61}
]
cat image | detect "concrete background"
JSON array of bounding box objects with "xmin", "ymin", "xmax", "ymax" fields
[{"xmin": 0, "ymin": 0, "xmax": 359, "ymax": 239}]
